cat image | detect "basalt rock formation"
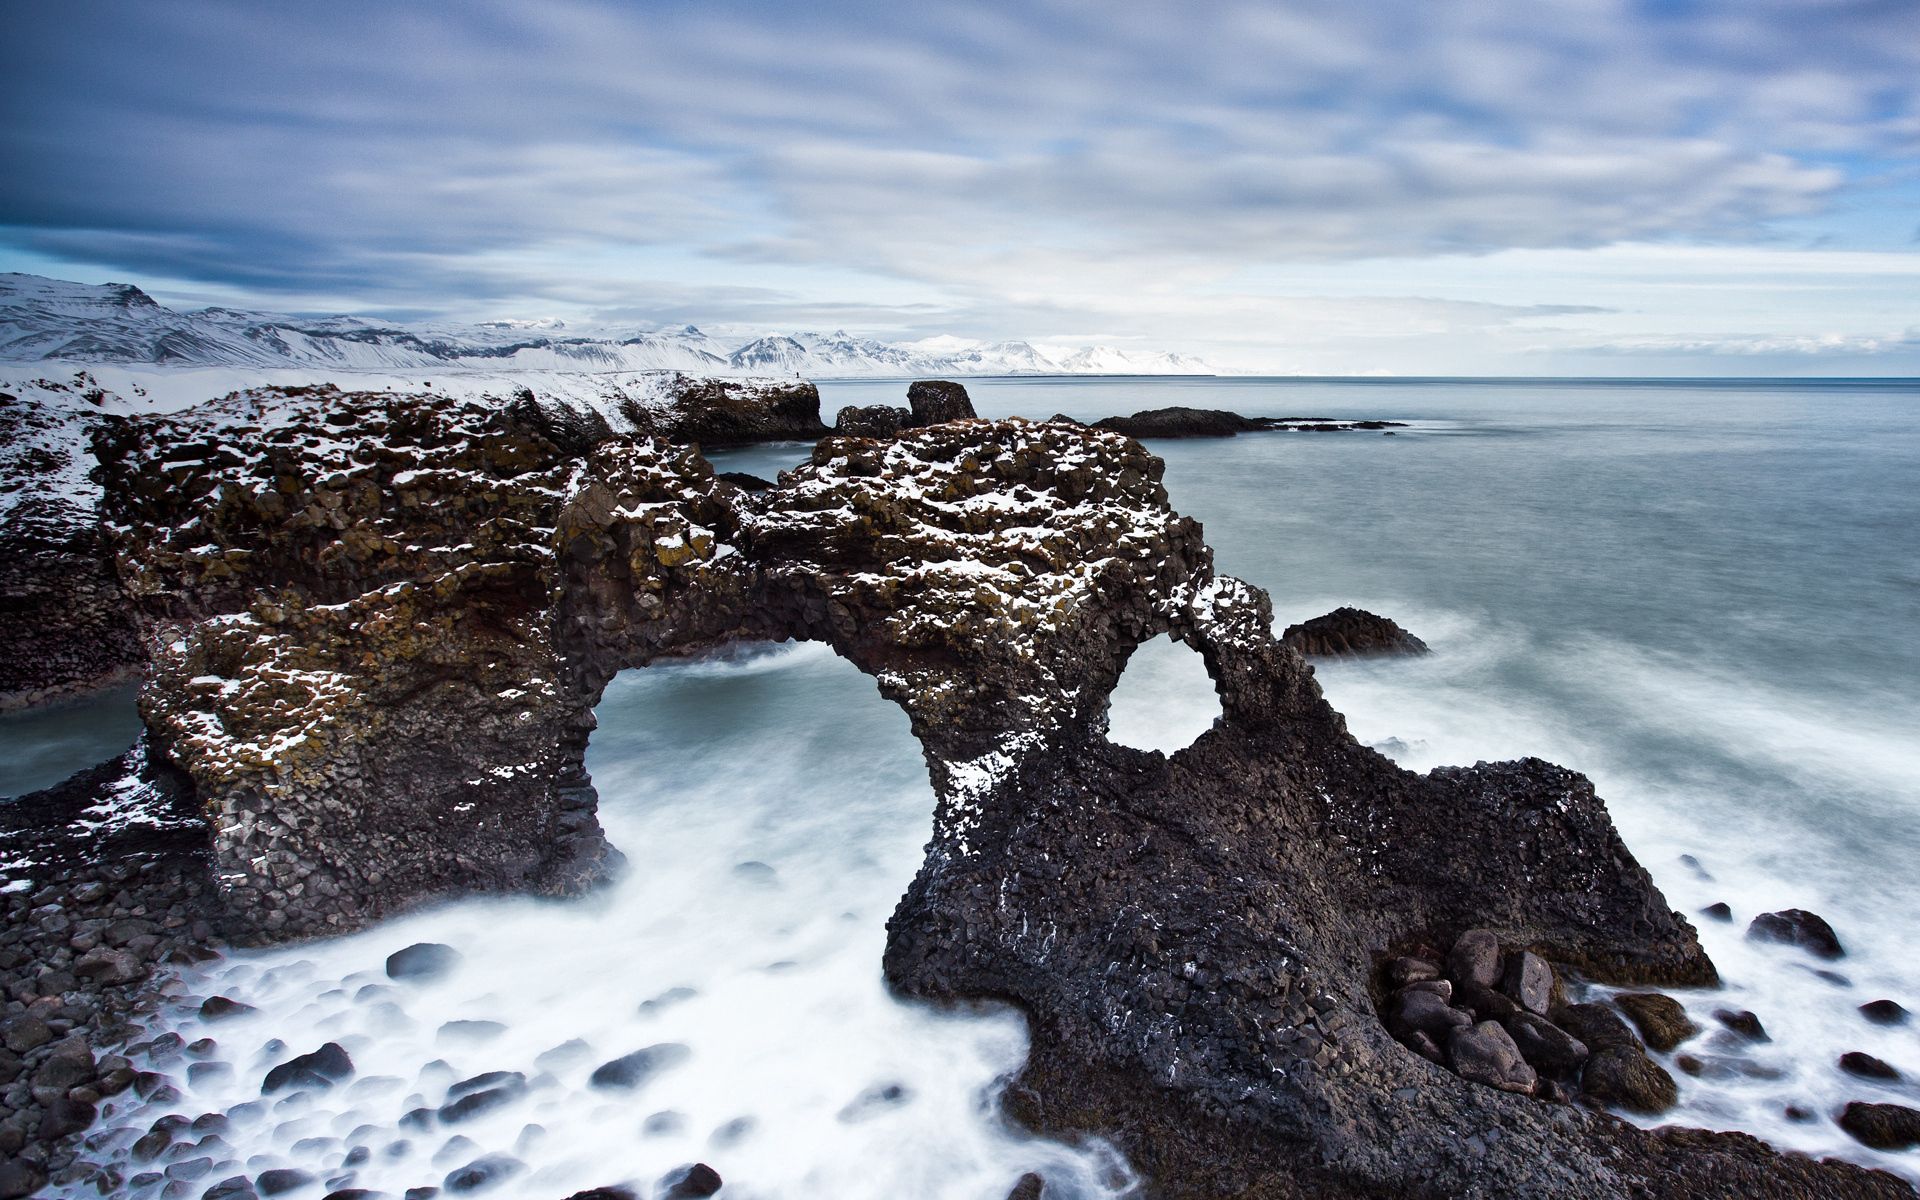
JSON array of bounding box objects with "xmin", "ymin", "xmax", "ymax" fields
[
  {"xmin": 1282, "ymin": 606, "xmax": 1432, "ymax": 657},
  {"xmin": 68, "ymin": 386, "xmax": 1915, "ymax": 1197},
  {"xmin": 832, "ymin": 378, "xmax": 979, "ymax": 438},
  {"xmin": 0, "ymin": 390, "xmax": 142, "ymax": 709}
]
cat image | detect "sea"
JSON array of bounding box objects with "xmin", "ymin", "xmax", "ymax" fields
[{"xmin": 7, "ymin": 376, "xmax": 1917, "ymax": 1196}]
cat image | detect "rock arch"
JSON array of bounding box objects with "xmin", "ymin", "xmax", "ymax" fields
[{"xmin": 92, "ymin": 386, "xmax": 1907, "ymax": 1199}]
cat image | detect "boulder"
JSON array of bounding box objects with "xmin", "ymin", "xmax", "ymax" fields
[
  {"xmin": 387, "ymin": 943, "xmax": 462, "ymax": 982},
  {"xmin": 1093, "ymin": 407, "xmax": 1261, "ymax": 439},
  {"xmin": 1858, "ymin": 999, "xmax": 1909, "ymax": 1026},
  {"xmin": 261, "ymin": 1043, "xmax": 353, "ymax": 1093},
  {"xmin": 1447, "ymin": 1021, "xmax": 1538, "ymax": 1095},
  {"xmin": 658, "ymin": 1162, "xmax": 723, "ymax": 1199},
  {"xmin": 1838, "ymin": 1102, "xmax": 1920, "ymax": 1151},
  {"xmin": 1446, "ymin": 930, "xmax": 1502, "ymax": 990},
  {"xmin": 906, "ymin": 380, "xmax": 978, "ymax": 426},
  {"xmin": 1389, "ymin": 989, "xmax": 1471, "ymax": 1040},
  {"xmin": 1745, "ymin": 910, "xmax": 1844, "ymax": 960},
  {"xmin": 199, "ymin": 996, "xmax": 255, "ymax": 1021},
  {"xmin": 1501, "ymin": 1012, "xmax": 1589, "ymax": 1076},
  {"xmin": 1613, "ymin": 993, "xmax": 1699, "ymax": 1052},
  {"xmin": 1281, "ymin": 608, "xmax": 1430, "ymax": 658},
  {"xmin": 1501, "ymin": 951, "xmax": 1553, "ymax": 1016},
  {"xmin": 1383, "ymin": 957, "xmax": 1440, "ymax": 987},
  {"xmin": 1710, "ymin": 1009, "xmax": 1768, "ymax": 1043}
]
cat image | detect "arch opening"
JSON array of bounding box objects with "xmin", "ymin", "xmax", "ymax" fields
[
  {"xmin": 79, "ymin": 638, "xmax": 1133, "ymax": 1200},
  {"xmin": 1106, "ymin": 632, "xmax": 1224, "ymax": 755}
]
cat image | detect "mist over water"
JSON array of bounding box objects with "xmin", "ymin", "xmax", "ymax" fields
[{"xmin": 19, "ymin": 376, "xmax": 1920, "ymax": 1190}]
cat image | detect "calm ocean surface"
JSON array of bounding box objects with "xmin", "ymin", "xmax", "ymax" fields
[{"xmin": 14, "ymin": 377, "xmax": 1919, "ymax": 1194}]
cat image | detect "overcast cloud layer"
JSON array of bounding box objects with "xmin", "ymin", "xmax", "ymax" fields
[{"xmin": 3, "ymin": 0, "xmax": 1917, "ymax": 373}]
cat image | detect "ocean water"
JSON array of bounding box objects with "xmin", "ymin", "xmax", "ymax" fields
[{"xmin": 16, "ymin": 377, "xmax": 1920, "ymax": 1192}]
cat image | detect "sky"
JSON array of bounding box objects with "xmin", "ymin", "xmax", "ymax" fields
[{"xmin": 2, "ymin": 0, "xmax": 1918, "ymax": 375}]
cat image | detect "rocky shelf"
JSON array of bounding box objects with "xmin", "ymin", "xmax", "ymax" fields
[{"xmin": 1, "ymin": 378, "xmax": 1913, "ymax": 1198}]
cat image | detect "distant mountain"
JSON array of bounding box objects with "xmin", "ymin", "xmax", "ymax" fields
[{"xmin": 0, "ymin": 274, "xmax": 1215, "ymax": 377}]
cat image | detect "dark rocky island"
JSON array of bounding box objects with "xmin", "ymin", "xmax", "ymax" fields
[
  {"xmin": 1282, "ymin": 606, "xmax": 1432, "ymax": 657},
  {"xmin": 0, "ymin": 377, "xmax": 1913, "ymax": 1197},
  {"xmin": 1092, "ymin": 406, "xmax": 1407, "ymax": 438}
]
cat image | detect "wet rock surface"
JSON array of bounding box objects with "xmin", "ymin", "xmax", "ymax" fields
[
  {"xmin": 1747, "ymin": 909, "xmax": 1846, "ymax": 960},
  {"xmin": 1281, "ymin": 606, "xmax": 1431, "ymax": 658},
  {"xmin": 1, "ymin": 383, "xmax": 1911, "ymax": 1197}
]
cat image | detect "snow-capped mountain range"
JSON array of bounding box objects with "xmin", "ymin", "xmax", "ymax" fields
[{"xmin": 0, "ymin": 274, "xmax": 1215, "ymax": 377}]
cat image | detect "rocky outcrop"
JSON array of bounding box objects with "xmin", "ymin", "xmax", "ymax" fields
[
  {"xmin": 1092, "ymin": 407, "xmax": 1407, "ymax": 438},
  {"xmin": 1282, "ymin": 606, "xmax": 1431, "ymax": 657},
  {"xmin": 0, "ymin": 389, "xmax": 141, "ymax": 709},
  {"xmin": 833, "ymin": 379, "xmax": 979, "ymax": 439},
  {"xmin": 66, "ymin": 394, "xmax": 1912, "ymax": 1197}
]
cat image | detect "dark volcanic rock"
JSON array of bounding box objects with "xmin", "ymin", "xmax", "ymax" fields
[
  {"xmin": 262, "ymin": 1042, "xmax": 354, "ymax": 1093},
  {"xmin": 387, "ymin": 943, "xmax": 462, "ymax": 981},
  {"xmin": 1447, "ymin": 1020, "xmax": 1538, "ymax": 1095},
  {"xmin": 906, "ymin": 379, "xmax": 977, "ymax": 425},
  {"xmin": 1502, "ymin": 950, "xmax": 1554, "ymax": 1016},
  {"xmin": 1712, "ymin": 1009, "xmax": 1769, "ymax": 1042},
  {"xmin": 1501, "ymin": 1012, "xmax": 1589, "ymax": 1076},
  {"xmin": 1839, "ymin": 1102, "xmax": 1920, "ymax": 1151},
  {"xmin": 1281, "ymin": 607, "xmax": 1430, "ymax": 658},
  {"xmin": 444, "ymin": 1153, "xmax": 523, "ymax": 1193},
  {"xmin": 658, "ymin": 1162, "xmax": 724, "ymax": 1199},
  {"xmin": 1614, "ymin": 992, "xmax": 1699, "ymax": 1052},
  {"xmin": 1839, "ymin": 1052, "xmax": 1900, "ymax": 1081},
  {"xmin": 1859, "ymin": 999, "xmax": 1909, "ymax": 1026},
  {"xmin": 1094, "ymin": 407, "xmax": 1265, "ymax": 438},
  {"xmin": 1746, "ymin": 909, "xmax": 1845, "ymax": 959},
  {"xmin": 56, "ymin": 397, "xmax": 1900, "ymax": 1199},
  {"xmin": 835, "ymin": 404, "xmax": 912, "ymax": 439}
]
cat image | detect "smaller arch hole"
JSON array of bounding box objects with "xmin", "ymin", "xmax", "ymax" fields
[{"xmin": 1106, "ymin": 633, "xmax": 1222, "ymax": 754}]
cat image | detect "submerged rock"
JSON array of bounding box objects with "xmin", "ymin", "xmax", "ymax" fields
[
  {"xmin": 657, "ymin": 1163, "xmax": 723, "ymax": 1199},
  {"xmin": 588, "ymin": 1043, "xmax": 690, "ymax": 1090},
  {"xmin": 387, "ymin": 943, "xmax": 462, "ymax": 982},
  {"xmin": 1839, "ymin": 1052, "xmax": 1901, "ymax": 1081},
  {"xmin": 1858, "ymin": 999, "xmax": 1909, "ymax": 1026},
  {"xmin": 261, "ymin": 1043, "xmax": 353, "ymax": 1094},
  {"xmin": 1280, "ymin": 607, "xmax": 1430, "ymax": 658}
]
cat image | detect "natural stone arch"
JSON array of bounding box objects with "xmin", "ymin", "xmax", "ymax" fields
[{"xmin": 89, "ymin": 387, "xmax": 1903, "ymax": 1199}]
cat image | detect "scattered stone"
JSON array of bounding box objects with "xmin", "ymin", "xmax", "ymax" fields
[
  {"xmin": 1007, "ymin": 1174, "xmax": 1045, "ymax": 1200},
  {"xmin": 1711, "ymin": 1009, "xmax": 1768, "ymax": 1042},
  {"xmin": 1613, "ymin": 993, "xmax": 1699, "ymax": 1052},
  {"xmin": 203, "ymin": 1176, "xmax": 257, "ymax": 1200},
  {"xmin": 1446, "ymin": 930, "xmax": 1502, "ymax": 990},
  {"xmin": 438, "ymin": 1084, "xmax": 523, "ymax": 1124},
  {"xmin": 386, "ymin": 943, "xmax": 462, "ymax": 982},
  {"xmin": 588, "ymin": 1044, "xmax": 690, "ymax": 1090},
  {"xmin": 1454, "ymin": 982, "xmax": 1520, "ymax": 1021},
  {"xmin": 1746, "ymin": 910, "xmax": 1844, "ymax": 960},
  {"xmin": 1447, "ymin": 1021, "xmax": 1537, "ymax": 1095},
  {"xmin": 534, "ymin": 1040, "xmax": 593, "ymax": 1071},
  {"xmin": 1784, "ymin": 1104, "xmax": 1816, "ymax": 1123},
  {"xmin": 262, "ymin": 1042, "xmax": 354, "ymax": 1093},
  {"xmin": 657, "ymin": 1162, "xmax": 723, "ymax": 1199},
  {"xmin": 1281, "ymin": 608, "xmax": 1430, "ymax": 659},
  {"xmin": 1838, "ymin": 1101, "xmax": 1920, "ymax": 1151},
  {"xmin": 1859, "ymin": 999, "xmax": 1909, "ymax": 1026},
  {"xmin": 71, "ymin": 946, "xmax": 143, "ymax": 986},
  {"xmin": 1700, "ymin": 903, "xmax": 1732, "ymax": 922},
  {"xmin": 1556, "ymin": 1003, "xmax": 1677, "ymax": 1115},
  {"xmin": 1838, "ymin": 1052, "xmax": 1900, "ymax": 1081}
]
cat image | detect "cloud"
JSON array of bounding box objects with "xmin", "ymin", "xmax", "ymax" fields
[{"xmin": 0, "ymin": 0, "xmax": 1916, "ymax": 369}]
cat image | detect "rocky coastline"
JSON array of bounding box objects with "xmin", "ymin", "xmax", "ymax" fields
[{"xmin": 1, "ymin": 375, "xmax": 1915, "ymax": 1197}]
